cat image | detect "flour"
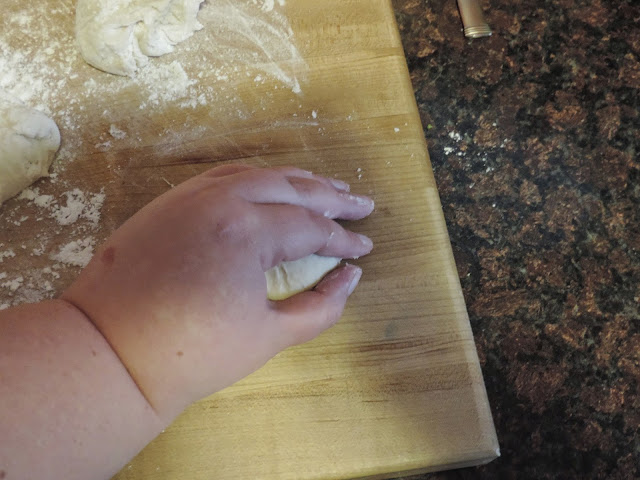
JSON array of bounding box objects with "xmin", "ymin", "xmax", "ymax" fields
[
  {"xmin": 136, "ymin": 61, "xmax": 197, "ymax": 107},
  {"xmin": 7, "ymin": 11, "xmax": 32, "ymax": 27},
  {"xmin": 443, "ymin": 130, "xmax": 469, "ymax": 158},
  {"xmin": 0, "ymin": 266, "xmax": 62, "ymax": 305},
  {"xmin": 0, "ymin": 0, "xmax": 304, "ymax": 308},
  {"xmin": 448, "ymin": 130, "xmax": 462, "ymax": 142},
  {"xmin": 109, "ymin": 124, "xmax": 126, "ymax": 139},
  {"xmin": 33, "ymin": 195, "xmax": 54, "ymax": 208},
  {"xmin": 0, "ymin": 249, "xmax": 16, "ymax": 263},
  {"xmin": 1, "ymin": 275, "xmax": 24, "ymax": 292},
  {"xmin": 0, "ymin": 0, "xmax": 304, "ymax": 167},
  {"xmin": 51, "ymin": 237, "xmax": 95, "ymax": 268},
  {"xmin": 196, "ymin": 0, "xmax": 304, "ymax": 93},
  {"xmin": 0, "ymin": 185, "xmax": 106, "ymax": 306},
  {"xmin": 253, "ymin": 0, "xmax": 286, "ymax": 12},
  {"xmin": 52, "ymin": 189, "xmax": 105, "ymax": 226},
  {"xmin": 18, "ymin": 187, "xmax": 105, "ymax": 228}
]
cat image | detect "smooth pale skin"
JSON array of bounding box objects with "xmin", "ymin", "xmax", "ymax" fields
[{"xmin": 0, "ymin": 165, "xmax": 374, "ymax": 480}]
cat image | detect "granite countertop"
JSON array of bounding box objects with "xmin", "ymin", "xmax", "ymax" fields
[{"xmin": 392, "ymin": 0, "xmax": 640, "ymax": 478}]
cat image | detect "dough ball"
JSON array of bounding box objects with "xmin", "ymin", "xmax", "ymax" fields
[
  {"xmin": 0, "ymin": 91, "xmax": 60, "ymax": 205},
  {"xmin": 265, "ymin": 255, "xmax": 341, "ymax": 301},
  {"xmin": 76, "ymin": 0, "xmax": 205, "ymax": 76}
]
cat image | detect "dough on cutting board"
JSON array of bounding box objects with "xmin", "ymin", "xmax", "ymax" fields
[
  {"xmin": 265, "ymin": 255, "xmax": 341, "ymax": 301},
  {"xmin": 0, "ymin": 91, "xmax": 60, "ymax": 206},
  {"xmin": 76, "ymin": 0, "xmax": 205, "ymax": 76}
]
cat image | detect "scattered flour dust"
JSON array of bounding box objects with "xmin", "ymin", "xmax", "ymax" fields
[
  {"xmin": 0, "ymin": 0, "xmax": 303, "ymax": 163},
  {"xmin": 0, "ymin": 0, "xmax": 304, "ymax": 307},
  {"xmin": 253, "ymin": 0, "xmax": 286, "ymax": 12},
  {"xmin": 109, "ymin": 124, "xmax": 126, "ymax": 139},
  {"xmin": 50, "ymin": 237, "xmax": 96, "ymax": 268},
  {"xmin": 0, "ymin": 249, "xmax": 16, "ymax": 263},
  {"xmin": 137, "ymin": 61, "xmax": 197, "ymax": 107},
  {"xmin": 0, "ymin": 186, "xmax": 106, "ymax": 306},
  {"xmin": 196, "ymin": 0, "xmax": 304, "ymax": 94},
  {"xmin": 18, "ymin": 187, "xmax": 105, "ymax": 228},
  {"xmin": 1, "ymin": 275, "xmax": 24, "ymax": 292}
]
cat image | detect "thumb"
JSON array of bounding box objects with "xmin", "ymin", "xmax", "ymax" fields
[{"xmin": 271, "ymin": 264, "xmax": 362, "ymax": 347}]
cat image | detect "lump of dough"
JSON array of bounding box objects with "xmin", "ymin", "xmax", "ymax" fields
[
  {"xmin": 76, "ymin": 0, "xmax": 205, "ymax": 76},
  {"xmin": 265, "ymin": 255, "xmax": 341, "ymax": 301},
  {"xmin": 0, "ymin": 91, "xmax": 60, "ymax": 206}
]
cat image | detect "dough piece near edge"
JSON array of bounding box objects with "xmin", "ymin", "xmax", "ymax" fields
[
  {"xmin": 266, "ymin": 255, "xmax": 341, "ymax": 301},
  {"xmin": 76, "ymin": 0, "xmax": 205, "ymax": 76},
  {"xmin": 0, "ymin": 92, "xmax": 60, "ymax": 205}
]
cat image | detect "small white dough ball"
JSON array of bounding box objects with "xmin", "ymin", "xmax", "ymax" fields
[
  {"xmin": 265, "ymin": 255, "xmax": 341, "ymax": 301},
  {"xmin": 0, "ymin": 91, "xmax": 60, "ymax": 205},
  {"xmin": 76, "ymin": 0, "xmax": 205, "ymax": 76}
]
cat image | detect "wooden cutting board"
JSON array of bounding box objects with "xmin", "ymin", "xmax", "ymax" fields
[{"xmin": 0, "ymin": 0, "xmax": 499, "ymax": 478}]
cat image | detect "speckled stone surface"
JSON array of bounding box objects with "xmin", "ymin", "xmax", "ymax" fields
[{"xmin": 392, "ymin": 0, "xmax": 640, "ymax": 478}]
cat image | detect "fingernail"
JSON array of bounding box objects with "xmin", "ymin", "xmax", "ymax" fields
[
  {"xmin": 357, "ymin": 233, "xmax": 373, "ymax": 250},
  {"xmin": 330, "ymin": 178, "xmax": 350, "ymax": 192},
  {"xmin": 347, "ymin": 266, "xmax": 363, "ymax": 295},
  {"xmin": 341, "ymin": 192, "xmax": 374, "ymax": 208}
]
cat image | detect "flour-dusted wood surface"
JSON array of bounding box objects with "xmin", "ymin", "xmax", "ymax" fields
[{"xmin": 0, "ymin": 0, "xmax": 498, "ymax": 478}]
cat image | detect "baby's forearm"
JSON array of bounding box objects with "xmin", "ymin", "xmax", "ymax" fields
[{"xmin": 0, "ymin": 300, "xmax": 165, "ymax": 480}]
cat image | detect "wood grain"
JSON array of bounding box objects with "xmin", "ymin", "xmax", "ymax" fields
[{"xmin": 0, "ymin": 0, "xmax": 499, "ymax": 478}]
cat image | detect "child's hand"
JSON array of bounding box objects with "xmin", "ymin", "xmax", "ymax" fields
[{"xmin": 62, "ymin": 165, "xmax": 374, "ymax": 421}]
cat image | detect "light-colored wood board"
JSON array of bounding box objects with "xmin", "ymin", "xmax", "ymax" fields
[{"xmin": 0, "ymin": 0, "xmax": 499, "ymax": 478}]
